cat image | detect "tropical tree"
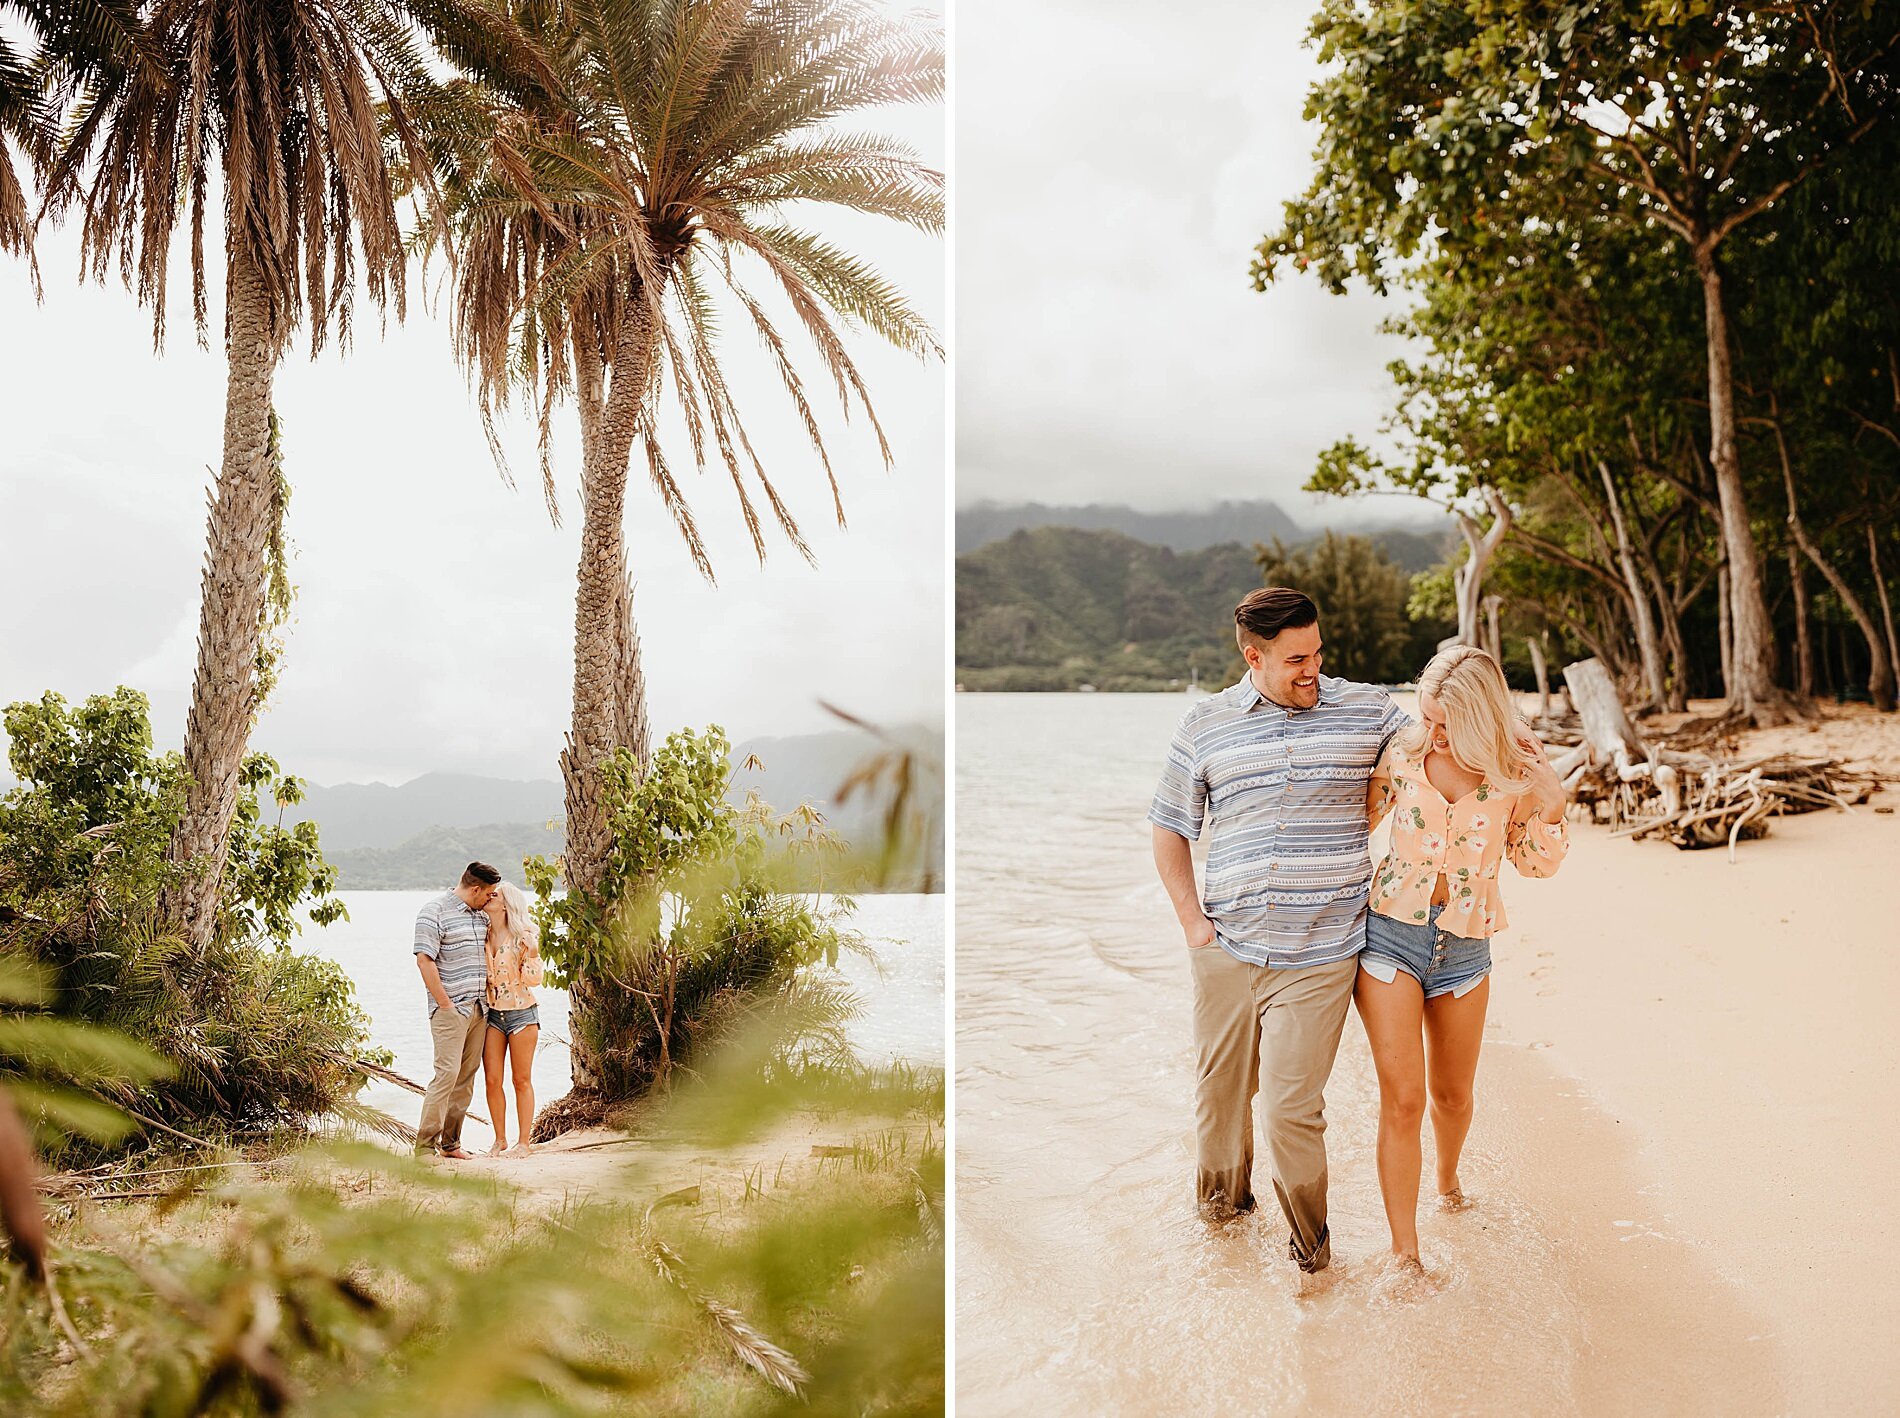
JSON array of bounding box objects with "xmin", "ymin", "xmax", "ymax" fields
[
  {"xmin": 36, "ymin": 0, "xmax": 496, "ymax": 949},
  {"xmin": 1255, "ymin": 0, "xmax": 1900, "ymax": 724},
  {"xmin": 418, "ymin": 0, "xmax": 942, "ymax": 1100},
  {"xmin": 0, "ymin": 1, "xmax": 146, "ymax": 262}
]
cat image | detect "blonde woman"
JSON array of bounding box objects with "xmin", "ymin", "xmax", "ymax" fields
[
  {"xmin": 1360, "ymin": 646, "xmax": 1569, "ymax": 1278},
  {"xmin": 480, "ymin": 882, "xmax": 544, "ymax": 1157}
]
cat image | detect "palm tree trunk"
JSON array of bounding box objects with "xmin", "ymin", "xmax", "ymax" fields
[
  {"xmin": 559, "ymin": 300, "xmax": 659, "ymax": 1097},
  {"xmin": 1694, "ymin": 245, "xmax": 1787, "ymax": 723},
  {"xmin": 159, "ymin": 241, "xmax": 282, "ymax": 948}
]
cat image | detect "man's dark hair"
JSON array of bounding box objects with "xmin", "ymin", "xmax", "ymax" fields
[
  {"xmin": 1235, "ymin": 587, "xmax": 1319, "ymax": 647},
  {"xmin": 461, "ymin": 861, "xmax": 501, "ymax": 888}
]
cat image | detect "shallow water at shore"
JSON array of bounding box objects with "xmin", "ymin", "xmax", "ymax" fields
[
  {"xmin": 298, "ymin": 891, "xmax": 943, "ymax": 1150},
  {"xmin": 955, "ymin": 692, "xmax": 1783, "ymax": 1414}
]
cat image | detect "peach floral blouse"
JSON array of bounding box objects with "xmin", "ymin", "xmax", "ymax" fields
[
  {"xmin": 1365, "ymin": 739, "xmax": 1569, "ymax": 939},
  {"xmin": 485, "ymin": 922, "xmax": 543, "ymax": 1011}
]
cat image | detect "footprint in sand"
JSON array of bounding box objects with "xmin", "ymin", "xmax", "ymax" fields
[
  {"xmin": 1537, "ymin": 988, "xmax": 1556, "ymax": 997},
  {"xmin": 1530, "ymin": 966, "xmax": 1553, "ymax": 979},
  {"xmin": 1527, "ymin": 1041, "xmax": 1552, "ymax": 1050}
]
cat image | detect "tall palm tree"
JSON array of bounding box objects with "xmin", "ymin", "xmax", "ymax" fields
[
  {"xmin": 39, "ymin": 0, "xmax": 481, "ymax": 949},
  {"xmin": 420, "ymin": 0, "xmax": 942, "ymax": 1100}
]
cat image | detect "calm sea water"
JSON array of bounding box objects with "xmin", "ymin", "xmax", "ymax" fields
[
  {"xmin": 298, "ymin": 890, "xmax": 942, "ymax": 1150},
  {"xmin": 955, "ymin": 693, "xmax": 1609, "ymax": 1414}
]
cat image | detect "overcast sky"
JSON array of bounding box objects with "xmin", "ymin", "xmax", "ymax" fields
[
  {"xmin": 1, "ymin": 19, "xmax": 943, "ymax": 788},
  {"xmin": 956, "ymin": 0, "xmax": 1421, "ymax": 525}
]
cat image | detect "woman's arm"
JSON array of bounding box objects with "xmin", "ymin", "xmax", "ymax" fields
[{"xmin": 1367, "ymin": 743, "xmax": 1398, "ymax": 830}]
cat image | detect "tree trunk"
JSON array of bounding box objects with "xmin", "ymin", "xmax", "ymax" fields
[
  {"xmin": 1788, "ymin": 544, "xmax": 1814, "ymax": 699},
  {"xmin": 1482, "ymin": 594, "xmax": 1503, "ymax": 666},
  {"xmin": 1694, "ymin": 245, "xmax": 1787, "ymax": 723},
  {"xmin": 1777, "ymin": 423, "xmax": 1895, "ymax": 712},
  {"xmin": 1453, "ymin": 486, "xmax": 1513, "ymax": 648},
  {"xmin": 1527, "ymin": 635, "xmax": 1551, "ymax": 719},
  {"xmin": 159, "ymin": 241, "xmax": 283, "ymax": 948},
  {"xmin": 1716, "ymin": 558, "xmax": 1733, "ymax": 702},
  {"xmin": 558, "ymin": 299, "xmax": 660, "ymax": 1098},
  {"xmin": 1871, "ymin": 525, "xmax": 1900, "ymax": 698},
  {"xmin": 1598, "ymin": 461, "xmax": 1666, "ymax": 709}
]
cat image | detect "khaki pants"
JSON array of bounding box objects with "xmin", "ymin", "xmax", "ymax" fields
[
  {"xmin": 1189, "ymin": 946, "xmax": 1357, "ymax": 1271},
  {"xmin": 417, "ymin": 1001, "xmax": 487, "ymax": 1152}
]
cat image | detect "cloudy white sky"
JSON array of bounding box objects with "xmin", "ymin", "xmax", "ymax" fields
[
  {"xmin": 956, "ymin": 0, "xmax": 1419, "ymax": 525},
  {"xmin": 1, "ymin": 23, "xmax": 943, "ymax": 787}
]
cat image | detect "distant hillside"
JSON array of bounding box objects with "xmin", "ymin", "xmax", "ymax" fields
[
  {"xmin": 285, "ymin": 726, "xmax": 943, "ymax": 891},
  {"xmin": 955, "ymin": 500, "xmax": 1304, "ymax": 554},
  {"xmin": 955, "ymin": 525, "xmax": 1454, "ymax": 691}
]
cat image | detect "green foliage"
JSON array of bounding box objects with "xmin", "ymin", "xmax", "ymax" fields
[
  {"xmin": 0, "ymin": 1068, "xmax": 944, "ymax": 1415},
  {"xmin": 956, "ymin": 524, "xmax": 1454, "ymax": 690},
  {"xmin": 1256, "ymin": 532, "xmax": 1449, "ymax": 683},
  {"xmin": 526, "ymin": 727, "xmax": 866, "ymax": 1101},
  {"xmin": 0, "ymin": 689, "xmax": 370, "ymax": 1157}
]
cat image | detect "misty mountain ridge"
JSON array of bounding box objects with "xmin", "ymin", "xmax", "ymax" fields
[{"xmin": 955, "ymin": 499, "xmax": 1455, "ymax": 554}]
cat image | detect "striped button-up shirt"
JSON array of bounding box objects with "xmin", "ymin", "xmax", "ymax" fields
[
  {"xmin": 1149, "ymin": 674, "xmax": 1411, "ymax": 969},
  {"xmin": 414, "ymin": 891, "xmax": 489, "ymax": 1014}
]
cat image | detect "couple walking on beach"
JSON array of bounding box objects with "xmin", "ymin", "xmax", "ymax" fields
[
  {"xmin": 1151, "ymin": 588, "xmax": 1570, "ymax": 1286},
  {"xmin": 411, "ymin": 862, "xmax": 546, "ymax": 1159}
]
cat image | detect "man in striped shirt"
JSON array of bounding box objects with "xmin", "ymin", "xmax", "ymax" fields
[
  {"xmin": 1150, "ymin": 588, "xmax": 1409, "ymax": 1273},
  {"xmin": 413, "ymin": 862, "xmax": 499, "ymax": 1158}
]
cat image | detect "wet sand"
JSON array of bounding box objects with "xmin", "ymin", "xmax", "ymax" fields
[{"xmin": 955, "ymin": 692, "xmax": 1897, "ymax": 1414}]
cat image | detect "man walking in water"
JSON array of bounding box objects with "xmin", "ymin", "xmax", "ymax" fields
[
  {"xmin": 413, "ymin": 861, "xmax": 500, "ymax": 1159},
  {"xmin": 1150, "ymin": 589, "xmax": 1409, "ymax": 1273}
]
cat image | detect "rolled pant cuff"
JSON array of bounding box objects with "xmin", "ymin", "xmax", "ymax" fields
[{"xmin": 1288, "ymin": 1223, "xmax": 1332, "ymax": 1274}]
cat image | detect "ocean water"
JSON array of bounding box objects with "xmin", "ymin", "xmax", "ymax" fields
[{"xmin": 297, "ymin": 890, "xmax": 942, "ymax": 1150}]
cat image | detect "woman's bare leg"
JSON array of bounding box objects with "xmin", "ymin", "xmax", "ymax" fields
[
  {"xmin": 481, "ymin": 1024, "xmax": 509, "ymax": 1154},
  {"xmin": 507, "ymin": 1024, "xmax": 538, "ymax": 1153},
  {"xmin": 1354, "ymin": 967, "xmax": 1428, "ymax": 1260},
  {"xmin": 1422, "ymin": 976, "xmax": 1489, "ymax": 1202}
]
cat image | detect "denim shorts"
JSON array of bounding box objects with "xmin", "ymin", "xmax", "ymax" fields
[
  {"xmin": 1359, "ymin": 902, "xmax": 1492, "ymax": 1000},
  {"xmin": 486, "ymin": 1004, "xmax": 540, "ymax": 1037}
]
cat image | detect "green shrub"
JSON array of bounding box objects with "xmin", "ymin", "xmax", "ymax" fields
[
  {"xmin": 526, "ymin": 727, "xmax": 866, "ymax": 1102},
  {"xmin": 0, "ymin": 689, "xmax": 371, "ymax": 1158}
]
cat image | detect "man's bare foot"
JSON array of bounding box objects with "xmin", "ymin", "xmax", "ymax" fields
[{"xmin": 437, "ymin": 1145, "xmax": 474, "ymax": 1161}]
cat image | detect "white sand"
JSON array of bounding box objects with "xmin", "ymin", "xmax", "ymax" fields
[{"xmin": 1491, "ymin": 702, "xmax": 1900, "ymax": 1413}]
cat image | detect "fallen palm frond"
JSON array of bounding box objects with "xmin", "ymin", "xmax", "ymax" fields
[
  {"xmin": 326, "ymin": 1097, "xmax": 418, "ymax": 1150},
  {"xmin": 640, "ymin": 1189, "xmax": 809, "ymax": 1397},
  {"xmin": 348, "ymin": 1056, "xmax": 487, "ymax": 1126}
]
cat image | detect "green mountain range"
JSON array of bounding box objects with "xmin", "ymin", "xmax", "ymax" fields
[
  {"xmin": 955, "ymin": 525, "xmax": 1453, "ymax": 691},
  {"xmin": 285, "ymin": 726, "xmax": 943, "ymax": 892}
]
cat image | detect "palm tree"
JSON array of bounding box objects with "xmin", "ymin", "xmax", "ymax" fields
[
  {"xmin": 419, "ymin": 0, "xmax": 942, "ymax": 1102},
  {"xmin": 0, "ymin": 2, "xmax": 147, "ymax": 263},
  {"xmin": 37, "ymin": 1, "xmax": 497, "ymax": 949}
]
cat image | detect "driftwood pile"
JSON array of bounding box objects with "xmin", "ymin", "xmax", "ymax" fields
[{"xmin": 1541, "ymin": 660, "xmax": 1889, "ymax": 858}]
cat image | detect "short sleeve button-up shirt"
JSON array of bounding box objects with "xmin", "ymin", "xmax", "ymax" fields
[
  {"xmin": 413, "ymin": 891, "xmax": 490, "ymax": 1014},
  {"xmin": 1149, "ymin": 674, "xmax": 1411, "ymax": 969}
]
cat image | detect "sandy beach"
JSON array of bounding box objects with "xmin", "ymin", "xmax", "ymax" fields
[
  {"xmin": 955, "ymin": 692, "xmax": 1900, "ymax": 1415},
  {"xmin": 1489, "ymin": 699, "xmax": 1900, "ymax": 1413}
]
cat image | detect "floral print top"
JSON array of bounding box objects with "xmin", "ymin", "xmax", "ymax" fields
[
  {"xmin": 484, "ymin": 922, "xmax": 543, "ymax": 1012},
  {"xmin": 1365, "ymin": 739, "xmax": 1569, "ymax": 938}
]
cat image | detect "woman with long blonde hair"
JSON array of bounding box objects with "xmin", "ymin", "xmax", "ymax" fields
[
  {"xmin": 1360, "ymin": 646, "xmax": 1570, "ymax": 1281},
  {"xmin": 480, "ymin": 881, "xmax": 544, "ymax": 1156}
]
